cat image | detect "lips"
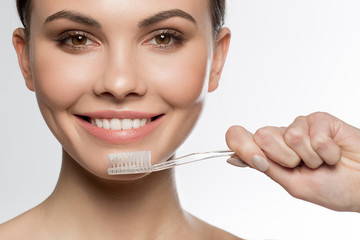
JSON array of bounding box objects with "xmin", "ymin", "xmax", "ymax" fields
[{"xmin": 76, "ymin": 111, "xmax": 164, "ymax": 144}]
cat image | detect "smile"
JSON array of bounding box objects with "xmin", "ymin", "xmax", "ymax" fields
[
  {"xmin": 76, "ymin": 111, "xmax": 164, "ymax": 144},
  {"xmin": 88, "ymin": 118, "xmax": 152, "ymax": 130}
]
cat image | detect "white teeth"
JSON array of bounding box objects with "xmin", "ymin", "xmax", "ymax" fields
[
  {"xmin": 90, "ymin": 117, "xmax": 154, "ymax": 130},
  {"xmin": 133, "ymin": 119, "xmax": 140, "ymax": 129},
  {"xmin": 110, "ymin": 119, "xmax": 121, "ymax": 130},
  {"xmin": 95, "ymin": 119, "xmax": 103, "ymax": 128},
  {"xmin": 103, "ymin": 119, "xmax": 110, "ymax": 129},
  {"xmin": 121, "ymin": 119, "xmax": 133, "ymax": 130}
]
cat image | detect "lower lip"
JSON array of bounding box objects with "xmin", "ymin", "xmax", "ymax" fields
[{"xmin": 76, "ymin": 116, "xmax": 163, "ymax": 144}]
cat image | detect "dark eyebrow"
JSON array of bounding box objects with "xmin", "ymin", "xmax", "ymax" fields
[
  {"xmin": 44, "ymin": 10, "xmax": 102, "ymax": 28},
  {"xmin": 138, "ymin": 9, "xmax": 197, "ymax": 28}
]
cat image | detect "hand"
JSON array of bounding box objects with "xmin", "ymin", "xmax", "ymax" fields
[{"xmin": 226, "ymin": 112, "xmax": 360, "ymax": 212}]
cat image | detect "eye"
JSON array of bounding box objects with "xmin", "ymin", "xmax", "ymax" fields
[
  {"xmin": 70, "ymin": 35, "xmax": 90, "ymax": 46},
  {"xmin": 56, "ymin": 31, "xmax": 98, "ymax": 49},
  {"xmin": 154, "ymin": 34, "xmax": 171, "ymax": 45},
  {"xmin": 146, "ymin": 29, "xmax": 184, "ymax": 49}
]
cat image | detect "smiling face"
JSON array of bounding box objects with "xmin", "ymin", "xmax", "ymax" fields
[{"xmin": 13, "ymin": 0, "xmax": 230, "ymax": 179}]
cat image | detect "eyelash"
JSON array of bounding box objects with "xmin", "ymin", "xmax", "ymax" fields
[
  {"xmin": 146, "ymin": 29, "xmax": 185, "ymax": 49},
  {"xmin": 54, "ymin": 29, "xmax": 185, "ymax": 51},
  {"xmin": 55, "ymin": 30, "xmax": 97, "ymax": 50}
]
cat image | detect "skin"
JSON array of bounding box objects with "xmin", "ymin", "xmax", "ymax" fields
[
  {"xmin": 2, "ymin": 0, "xmax": 241, "ymax": 239},
  {"xmin": 3, "ymin": 0, "xmax": 360, "ymax": 238},
  {"xmin": 226, "ymin": 112, "xmax": 360, "ymax": 212},
  {"xmin": 15, "ymin": 0, "xmax": 220, "ymax": 180}
]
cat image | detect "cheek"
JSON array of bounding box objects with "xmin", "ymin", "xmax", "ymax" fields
[
  {"xmin": 31, "ymin": 44, "xmax": 99, "ymax": 109},
  {"xmin": 141, "ymin": 46, "xmax": 210, "ymax": 107}
]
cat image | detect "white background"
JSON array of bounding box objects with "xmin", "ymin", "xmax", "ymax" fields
[{"xmin": 1, "ymin": 0, "xmax": 360, "ymax": 239}]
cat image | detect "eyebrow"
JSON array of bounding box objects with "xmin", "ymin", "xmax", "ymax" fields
[
  {"xmin": 138, "ymin": 9, "xmax": 197, "ymax": 28},
  {"xmin": 44, "ymin": 10, "xmax": 102, "ymax": 28},
  {"xmin": 44, "ymin": 9, "xmax": 196, "ymax": 29}
]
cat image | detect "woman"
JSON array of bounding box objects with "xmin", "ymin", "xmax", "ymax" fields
[
  {"xmin": 2, "ymin": 0, "xmax": 239, "ymax": 239},
  {"xmin": 2, "ymin": 0, "xmax": 360, "ymax": 239}
]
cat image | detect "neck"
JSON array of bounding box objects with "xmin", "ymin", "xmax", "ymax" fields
[{"xmin": 43, "ymin": 149, "xmax": 190, "ymax": 239}]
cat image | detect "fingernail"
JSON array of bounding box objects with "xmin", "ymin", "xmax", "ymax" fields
[
  {"xmin": 227, "ymin": 157, "xmax": 248, "ymax": 167},
  {"xmin": 251, "ymin": 155, "xmax": 269, "ymax": 172}
]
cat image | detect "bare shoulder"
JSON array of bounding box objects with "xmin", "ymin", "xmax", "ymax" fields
[
  {"xmin": 0, "ymin": 215, "xmax": 29, "ymax": 239},
  {"xmin": 0, "ymin": 208, "xmax": 45, "ymax": 240},
  {"xmin": 187, "ymin": 213, "xmax": 243, "ymax": 240},
  {"xmin": 209, "ymin": 226, "xmax": 243, "ymax": 240}
]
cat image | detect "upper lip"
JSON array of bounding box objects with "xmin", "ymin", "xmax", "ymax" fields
[{"xmin": 77, "ymin": 110, "xmax": 163, "ymax": 120}]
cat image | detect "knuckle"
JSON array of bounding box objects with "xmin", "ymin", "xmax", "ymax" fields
[
  {"xmin": 284, "ymin": 128, "xmax": 306, "ymax": 147},
  {"xmin": 254, "ymin": 127, "xmax": 275, "ymax": 146},
  {"xmin": 293, "ymin": 115, "xmax": 305, "ymax": 122},
  {"xmin": 311, "ymin": 135, "xmax": 330, "ymax": 152},
  {"xmin": 308, "ymin": 111, "xmax": 329, "ymax": 121}
]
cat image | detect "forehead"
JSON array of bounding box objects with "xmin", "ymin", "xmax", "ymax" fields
[{"xmin": 31, "ymin": 0, "xmax": 211, "ymax": 28}]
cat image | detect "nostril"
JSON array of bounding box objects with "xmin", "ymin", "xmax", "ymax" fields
[
  {"xmin": 125, "ymin": 92, "xmax": 142, "ymax": 98},
  {"xmin": 97, "ymin": 91, "xmax": 142, "ymax": 100}
]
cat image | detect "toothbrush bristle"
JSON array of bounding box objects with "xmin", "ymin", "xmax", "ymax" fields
[{"xmin": 107, "ymin": 151, "xmax": 152, "ymax": 175}]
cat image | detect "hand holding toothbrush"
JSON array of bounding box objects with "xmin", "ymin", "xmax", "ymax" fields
[{"xmin": 226, "ymin": 112, "xmax": 360, "ymax": 212}]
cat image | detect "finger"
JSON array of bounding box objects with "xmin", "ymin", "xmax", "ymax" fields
[
  {"xmin": 253, "ymin": 126, "xmax": 301, "ymax": 168},
  {"xmin": 226, "ymin": 126, "xmax": 313, "ymax": 201},
  {"xmin": 226, "ymin": 155, "xmax": 248, "ymax": 167},
  {"xmin": 307, "ymin": 112, "xmax": 342, "ymax": 165},
  {"xmin": 284, "ymin": 116, "xmax": 324, "ymax": 169},
  {"xmin": 226, "ymin": 125, "xmax": 269, "ymax": 171}
]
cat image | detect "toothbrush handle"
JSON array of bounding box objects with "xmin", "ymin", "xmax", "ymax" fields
[{"xmin": 152, "ymin": 150, "xmax": 245, "ymax": 172}]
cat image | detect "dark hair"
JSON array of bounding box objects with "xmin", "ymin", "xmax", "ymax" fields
[
  {"xmin": 16, "ymin": 0, "xmax": 31, "ymax": 37},
  {"xmin": 209, "ymin": 0, "xmax": 226, "ymax": 36},
  {"xmin": 16, "ymin": 0, "xmax": 225, "ymax": 38}
]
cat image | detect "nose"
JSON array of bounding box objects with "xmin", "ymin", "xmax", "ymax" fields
[{"xmin": 93, "ymin": 45, "xmax": 147, "ymax": 100}]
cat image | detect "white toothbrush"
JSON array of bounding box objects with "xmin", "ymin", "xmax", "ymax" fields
[{"xmin": 107, "ymin": 150, "xmax": 247, "ymax": 175}]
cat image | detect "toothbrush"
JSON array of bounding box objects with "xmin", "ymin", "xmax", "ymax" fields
[{"xmin": 107, "ymin": 150, "xmax": 247, "ymax": 175}]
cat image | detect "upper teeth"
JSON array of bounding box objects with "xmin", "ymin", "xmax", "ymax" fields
[{"xmin": 91, "ymin": 118, "xmax": 149, "ymax": 130}]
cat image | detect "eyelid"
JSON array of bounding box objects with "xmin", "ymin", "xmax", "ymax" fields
[
  {"xmin": 143, "ymin": 28, "xmax": 185, "ymax": 49},
  {"xmin": 55, "ymin": 30, "xmax": 100, "ymax": 50}
]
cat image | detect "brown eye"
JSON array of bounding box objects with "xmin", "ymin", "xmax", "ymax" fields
[
  {"xmin": 146, "ymin": 30, "xmax": 184, "ymax": 49},
  {"xmin": 155, "ymin": 34, "xmax": 171, "ymax": 45},
  {"xmin": 57, "ymin": 31, "xmax": 97, "ymax": 50},
  {"xmin": 71, "ymin": 35, "xmax": 88, "ymax": 45}
]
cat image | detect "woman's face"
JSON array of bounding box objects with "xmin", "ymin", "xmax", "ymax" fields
[{"xmin": 15, "ymin": 0, "xmax": 229, "ymax": 179}]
